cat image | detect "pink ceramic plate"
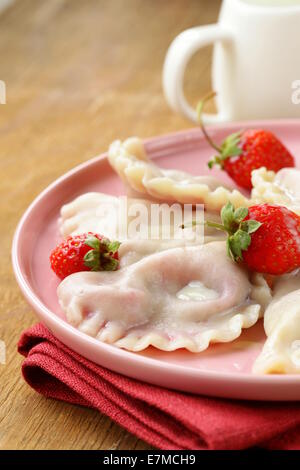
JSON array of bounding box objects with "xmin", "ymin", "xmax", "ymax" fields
[{"xmin": 12, "ymin": 121, "xmax": 300, "ymax": 401}]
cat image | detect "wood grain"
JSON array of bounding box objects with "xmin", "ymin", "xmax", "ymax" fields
[{"xmin": 0, "ymin": 0, "xmax": 221, "ymax": 449}]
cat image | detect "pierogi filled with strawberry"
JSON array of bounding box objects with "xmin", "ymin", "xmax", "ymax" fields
[
  {"xmin": 108, "ymin": 137, "xmax": 250, "ymax": 211},
  {"xmin": 53, "ymin": 133, "xmax": 300, "ymax": 374},
  {"xmin": 57, "ymin": 242, "xmax": 271, "ymax": 352},
  {"xmin": 253, "ymin": 270, "xmax": 300, "ymax": 374}
]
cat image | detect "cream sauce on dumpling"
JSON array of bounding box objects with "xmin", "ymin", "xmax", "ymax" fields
[
  {"xmin": 176, "ymin": 281, "xmax": 219, "ymax": 302},
  {"xmin": 274, "ymin": 168, "xmax": 300, "ymax": 204},
  {"xmin": 251, "ymin": 167, "xmax": 300, "ymax": 215}
]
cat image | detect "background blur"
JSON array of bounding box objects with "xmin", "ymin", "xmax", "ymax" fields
[{"xmin": 1, "ymin": 0, "xmax": 221, "ymax": 450}]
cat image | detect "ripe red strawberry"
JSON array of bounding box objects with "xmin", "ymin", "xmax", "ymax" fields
[
  {"xmin": 208, "ymin": 202, "xmax": 300, "ymax": 275},
  {"xmin": 197, "ymin": 93, "xmax": 295, "ymax": 189},
  {"xmin": 50, "ymin": 232, "xmax": 120, "ymax": 280}
]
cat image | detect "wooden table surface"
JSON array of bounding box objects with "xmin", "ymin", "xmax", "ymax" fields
[{"xmin": 0, "ymin": 0, "xmax": 220, "ymax": 450}]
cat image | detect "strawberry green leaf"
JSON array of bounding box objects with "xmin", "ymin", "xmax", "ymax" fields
[
  {"xmin": 213, "ymin": 203, "xmax": 260, "ymax": 262},
  {"xmin": 240, "ymin": 220, "xmax": 262, "ymax": 234},
  {"xmin": 228, "ymin": 230, "xmax": 251, "ymax": 261},
  {"xmin": 248, "ymin": 220, "xmax": 262, "ymax": 233},
  {"xmin": 226, "ymin": 238, "xmax": 234, "ymax": 260},
  {"xmin": 207, "ymin": 155, "xmax": 222, "ymax": 169},
  {"xmin": 84, "ymin": 249, "xmax": 100, "ymax": 270},
  {"xmin": 220, "ymin": 132, "xmax": 242, "ymax": 159},
  {"xmin": 221, "ymin": 202, "xmax": 237, "ymax": 234},
  {"xmin": 84, "ymin": 236, "xmax": 101, "ymax": 250},
  {"xmin": 221, "ymin": 201, "xmax": 234, "ymax": 222},
  {"xmin": 234, "ymin": 207, "xmax": 248, "ymax": 223},
  {"xmin": 237, "ymin": 229, "xmax": 251, "ymax": 250},
  {"xmin": 84, "ymin": 250, "xmax": 96, "ymax": 262},
  {"xmin": 228, "ymin": 237, "xmax": 242, "ymax": 261},
  {"xmin": 107, "ymin": 240, "xmax": 121, "ymax": 254},
  {"xmin": 83, "ymin": 237, "xmax": 120, "ymax": 272}
]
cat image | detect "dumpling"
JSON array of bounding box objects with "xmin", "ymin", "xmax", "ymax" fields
[
  {"xmin": 251, "ymin": 167, "xmax": 300, "ymax": 215},
  {"xmin": 117, "ymin": 230, "xmax": 225, "ymax": 268},
  {"xmin": 108, "ymin": 137, "xmax": 250, "ymax": 212},
  {"xmin": 59, "ymin": 192, "xmax": 226, "ymax": 267},
  {"xmin": 253, "ymin": 270, "xmax": 300, "ymax": 374},
  {"xmin": 60, "ymin": 192, "xmax": 157, "ymax": 240},
  {"xmin": 58, "ymin": 241, "xmax": 271, "ymax": 352}
]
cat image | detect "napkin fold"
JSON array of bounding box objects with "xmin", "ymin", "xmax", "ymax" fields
[{"xmin": 18, "ymin": 323, "xmax": 300, "ymax": 450}]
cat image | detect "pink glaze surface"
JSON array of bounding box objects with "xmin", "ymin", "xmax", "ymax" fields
[{"xmin": 12, "ymin": 121, "xmax": 300, "ymax": 401}]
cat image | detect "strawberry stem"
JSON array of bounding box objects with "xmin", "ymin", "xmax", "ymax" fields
[
  {"xmin": 197, "ymin": 92, "xmax": 243, "ymax": 169},
  {"xmin": 180, "ymin": 220, "xmax": 227, "ymax": 232},
  {"xmin": 196, "ymin": 91, "xmax": 222, "ymax": 154},
  {"xmin": 205, "ymin": 220, "xmax": 228, "ymax": 232}
]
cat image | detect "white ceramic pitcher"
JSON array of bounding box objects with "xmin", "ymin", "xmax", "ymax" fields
[{"xmin": 163, "ymin": 0, "xmax": 300, "ymax": 123}]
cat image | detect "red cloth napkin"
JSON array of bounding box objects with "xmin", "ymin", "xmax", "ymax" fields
[{"xmin": 18, "ymin": 323, "xmax": 300, "ymax": 450}]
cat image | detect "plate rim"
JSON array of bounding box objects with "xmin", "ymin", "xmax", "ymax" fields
[{"xmin": 12, "ymin": 120, "xmax": 300, "ymax": 399}]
